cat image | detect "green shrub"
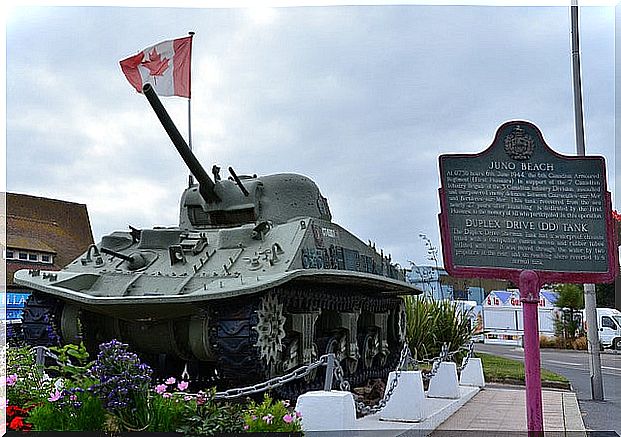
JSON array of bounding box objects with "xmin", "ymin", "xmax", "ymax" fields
[
  {"xmin": 176, "ymin": 389, "xmax": 246, "ymax": 436},
  {"xmin": 27, "ymin": 378, "xmax": 107, "ymax": 431},
  {"xmin": 405, "ymin": 296, "xmax": 474, "ymax": 361},
  {"xmin": 572, "ymin": 336, "xmax": 587, "ymax": 350},
  {"xmin": 243, "ymin": 394, "xmax": 302, "ymax": 433},
  {"xmin": 147, "ymin": 392, "xmax": 190, "ymax": 432},
  {"xmin": 539, "ymin": 335, "xmax": 558, "ymax": 348},
  {"xmin": 6, "ymin": 346, "xmax": 53, "ymax": 408},
  {"xmin": 46, "ymin": 342, "xmax": 93, "ymax": 382}
]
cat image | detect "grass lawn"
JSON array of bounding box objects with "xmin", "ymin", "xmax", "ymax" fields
[{"xmin": 476, "ymin": 352, "xmax": 570, "ymax": 389}]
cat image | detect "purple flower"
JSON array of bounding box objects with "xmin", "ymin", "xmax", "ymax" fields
[
  {"xmin": 88, "ymin": 339, "xmax": 152, "ymax": 413},
  {"xmin": 155, "ymin": 384, "xmax": 167, "ymax": 395},
  {"xmin": 295, "ymin": 411, "xmax": 303, "ymax": 418},
  {"xmin": 263, "ymin": 414, "xmax": 274, "ymax": 424},
  {"xmin": 243, "ymin": 424, "xmax": 249, "ymax": 430},
  {"xmin": 162, "ymin": 393, "xmax": 172, "ymax": 399},
  {"xmin": 48, "ymin": 389, "xmax": 62, "ymax": 402},
  {"xmin": 165, "ymin": 377, "xmax": 176, "ymax": 385},
  {"xmin": 283, "ymin": 414, "xmax": 294, "ymax": 424},
  {"xmin": 6, "ymin": 374, "xmax": 17, "ymax": 386},
  {"xmin": 184, "ymin": 395, "xmax": 192, "ymax": 401},
  {"xmin": 177, "ymin": 381, "xmax": 189, "ymax": 391}
]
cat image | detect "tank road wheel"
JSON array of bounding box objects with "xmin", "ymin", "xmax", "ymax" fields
[
  {"xmin": 324, "ymin": 334, "xmax": 347, "ymax": 362},
  {"xmin": 360, "ymin": 332, "xmax": 380, "ymax": 369},
  {"xmin": 254, "ymin": 292, "xmax": 287, "ymax": 377},
  {"xmin": 59, "ymin": 304, "xmax": 82, "ymax": 345}
]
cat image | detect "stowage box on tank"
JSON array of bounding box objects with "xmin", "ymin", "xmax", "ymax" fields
[{"xmin": 15, "ymin": 84, "xmax": 422, "ymax": 394}]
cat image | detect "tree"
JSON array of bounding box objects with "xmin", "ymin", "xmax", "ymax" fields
[
  {"xmin": 596, "ymin": 282, "xmax": 615, "ymax": 309},
  {"xmin": 554, "ymin": 283, "xmax": 584, "ymax": 343}
]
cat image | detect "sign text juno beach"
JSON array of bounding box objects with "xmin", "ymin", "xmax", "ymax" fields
[{"xmin": 438, "ymin": 120, "xmax": 617, "ymax": 284}]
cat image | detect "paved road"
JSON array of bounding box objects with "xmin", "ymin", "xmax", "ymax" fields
[{"xmin": 476, "ymin": 343, "xmax": 621, "ymax": 435}]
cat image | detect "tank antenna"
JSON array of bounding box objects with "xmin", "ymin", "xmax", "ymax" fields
[{"xmin": 229, "ymin": 167, "xmax": 250, "ymax": 197}]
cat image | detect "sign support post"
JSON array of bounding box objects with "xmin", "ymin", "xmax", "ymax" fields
[
  {"xmin": 519, "ymin": 270, "xmax": 543, "ymax": 433},
  {"xmin": 570, "ymin": 2, "xmax": 604, "ymax": 402}
]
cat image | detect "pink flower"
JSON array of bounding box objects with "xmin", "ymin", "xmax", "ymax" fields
[
  {"xmin": 196, "ymin": 394, "xmax": 206, "ymax": 406},
  {"xmin": 295, "ymin": 411, "xmax": 303, "ymax": 418},
  {"xmin": 184, "ymin": 395, "xmax": 193, "ymax": 401},
  {"xmin": 283, "ymin": 414, "xmax": 294, "ymax": 424},
  {"xmin": 48, "ymin": 389, "xmax": 62, "ymax": 402},
  {"xmin": 262, "ymin": 414, "xmax": 273, "ymax": 424},
  {"xmin": 155, "ymin": 384, "xmax": 167, "ymax": 395},
  {"xmin": 6, "ymin": 374, "xmax": 18, "ymax": 386},
  {"xmin": 69, "ymin": 395, "xmax": 77, "ymax": 401},
  {"xmin": 177, "ymin": 380, "xmax": 189, "ymax": 391},
  {"xmin": 243, "ymin": 424, "xmax": 249, "ymax": 430},
  {"xmin": 162, "ymin": 393, "xmax": 172, "ymax": 399},
  {"xmin": 165, "ymin": 377, "xmax": 176, "ymax": 385}
]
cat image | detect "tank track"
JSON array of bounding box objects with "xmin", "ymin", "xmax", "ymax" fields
[
  {"xmin": 210, "ymin": 284, "xmax": 403, "ymax": 398},
  {"xmin": 20, "ymin": 292, "xmax": 63, "ymax": 347}
]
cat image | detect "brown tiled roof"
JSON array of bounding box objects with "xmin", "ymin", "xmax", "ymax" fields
[
  {"xmin": 6, "ymin": 192, "xmax": 94, "ymax": 285},
  {"xmin": 7, "ymin": 234, "xmax": 56, "ymax": 253}
]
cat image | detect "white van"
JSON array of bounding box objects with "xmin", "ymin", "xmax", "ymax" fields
[{"xmin": 596, "ymin": 308, "xmax": 621, "ymax": 350}]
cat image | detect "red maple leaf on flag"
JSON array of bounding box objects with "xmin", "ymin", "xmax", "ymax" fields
[{"xmin": 141, "ymin": 48, "xmax": 169, "ymax": 77}]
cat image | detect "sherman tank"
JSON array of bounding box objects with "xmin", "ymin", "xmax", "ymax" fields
[{"xmin": 15, "ymin": 84, "xmax": 422, "ymax": 393}]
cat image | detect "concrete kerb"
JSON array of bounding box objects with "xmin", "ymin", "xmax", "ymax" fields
[
  {"xmin": 427, "ymin": 362, "xmax": 461, "ymax": 399},
  {"xmin": 380, "ymin": 371, "xmax": 427, "ymax": 422},
  {"xmin": 459, "ymin": 357, "xmax": 485, "ymax": 388},
  {"xmin": 297, "ymin": 367, "xmax": 485, "ymax": 434},
  {"xmin": 296, "ymin": 386, "xmax": 481, "ymax": 436}
]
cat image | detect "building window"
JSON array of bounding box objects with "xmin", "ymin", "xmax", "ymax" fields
[
  {"xmin": 28, "ymin": 254, "xmax": 38, "ymax": 261},
  {"xmin": 18, "ymin": 252, "xmax": 28, "ymax": 260},
  {"xmin": 41, "ymin": 254, "xmax": 51, "ymax": 263},
  {"xmin": 6, "ymin": 250, "xmax": 14, "ymax": 259}
]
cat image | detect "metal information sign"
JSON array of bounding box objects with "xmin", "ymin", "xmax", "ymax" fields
[{"xmin": 438, "ymin": 120, "xmax": 617, "ymax": 284}]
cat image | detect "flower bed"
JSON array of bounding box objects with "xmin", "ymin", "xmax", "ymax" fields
[{"xmin": 5, "ymin": 340, "xmax": 303, "ymax": 435}]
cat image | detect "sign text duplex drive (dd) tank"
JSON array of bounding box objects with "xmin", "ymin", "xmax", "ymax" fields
[{"xmin": 15, "ymin": 84, "xmax": 422, "ymax": 391}]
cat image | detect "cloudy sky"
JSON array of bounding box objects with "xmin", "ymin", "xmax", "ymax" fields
[{"xmin": 5, "ymin": 3, "xmax": 616, "ymax": 269}]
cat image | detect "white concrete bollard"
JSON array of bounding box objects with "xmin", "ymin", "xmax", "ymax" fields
[
  {"xmin": 427, "ymin": 361, "xmax": 460, "ymax": 399},
  {"xmin": 295, "ymin": 390, "xmax": 356, "ymax": 431},
  {"xmin": 459, "ymin": 357, "xmax": 485, "ymax": 388},
  {"xmin": 380, "ymin": 371, "xmax": 427, "ymax": 423}
]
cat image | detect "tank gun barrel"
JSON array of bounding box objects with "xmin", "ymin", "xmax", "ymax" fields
[{"xmin": 142, "ymin": 83, "xmax": 220, "ymax": 203}]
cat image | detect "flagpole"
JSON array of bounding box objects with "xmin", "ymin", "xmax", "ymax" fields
[{"xmin": 188, "ymin": 31, "xmax": 195, "ymax": 187}]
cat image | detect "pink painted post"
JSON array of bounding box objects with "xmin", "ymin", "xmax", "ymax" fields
[{"xmin": 519, "ymin": 270, "xmax": 543, "ymax": 434}]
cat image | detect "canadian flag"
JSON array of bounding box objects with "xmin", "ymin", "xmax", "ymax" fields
[{"xmin": 120, "ymin": 36, "xmax": 192, "ymax": 98}]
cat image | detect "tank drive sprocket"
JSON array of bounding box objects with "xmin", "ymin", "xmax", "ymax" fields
[{"xmin": 254, "ymin": 291, "xmax": 287, "ymax": 375}]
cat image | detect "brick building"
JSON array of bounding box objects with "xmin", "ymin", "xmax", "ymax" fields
[{"xmin": 4, "ymin": 192, "xmax": 94, "ymax": 324}]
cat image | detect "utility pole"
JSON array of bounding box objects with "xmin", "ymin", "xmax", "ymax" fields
[{"xmin": 570, "ymin": 1, "xmax": 604, "ymax": 401}]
